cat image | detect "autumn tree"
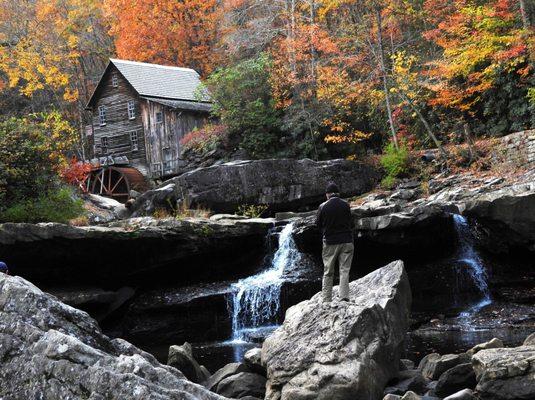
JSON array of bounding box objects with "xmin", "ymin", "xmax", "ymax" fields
[
  {"xmin": 104, "ymin": 0, "xmax": 222, "ymax": 76},
  {"xmin": 0, "ymin": 0, "xmax": 111, "ymax": 111},
  {"xmin": 424, "ymin": 0, "xmax": 533, "ymax": 136}
]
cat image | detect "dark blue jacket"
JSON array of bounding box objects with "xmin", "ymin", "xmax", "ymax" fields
[{"xmin": 316, "ymin": 196, "xmax": 354, "ymax": 245}]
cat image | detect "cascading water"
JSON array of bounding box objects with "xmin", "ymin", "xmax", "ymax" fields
[
  {"xmin": 229, "ymin": 223, "xmax": 300, "ymax": 343},
  {"xmin": 452, "ymin": 214, "xmax": 492, "ymax": 317}
]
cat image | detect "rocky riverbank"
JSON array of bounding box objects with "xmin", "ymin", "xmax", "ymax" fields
[
  {"xmin": 1, "ymin": 168, "xmax": 534, "ymax": 363},
  {"xmin": 0, "ymin": 272, "xmax": 225, "ymax": 399}
]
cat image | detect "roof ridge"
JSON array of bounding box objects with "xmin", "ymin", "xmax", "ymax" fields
[{"xmin": 110, "ymin": 58, "xmax": 198, "ymax": 74}]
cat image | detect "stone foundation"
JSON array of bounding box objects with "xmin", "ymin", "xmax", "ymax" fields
[{"xmin": 500, "ymin": 129, "xmax": 535, "ymax": 167}]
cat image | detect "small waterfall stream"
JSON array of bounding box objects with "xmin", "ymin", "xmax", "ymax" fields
[
  {"xmin": 452, "ymin": 214, "xmax": 492, "ymax": 317},
  {"xmin": 229, "ymin": 223, "xmax": 300, "ymax": 343}
]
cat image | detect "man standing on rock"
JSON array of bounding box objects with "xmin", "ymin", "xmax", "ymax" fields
[{"xmin": 316, "ymin": 182, "xmax": 354, "ymax": 303}]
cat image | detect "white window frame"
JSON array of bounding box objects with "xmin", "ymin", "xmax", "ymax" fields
[
  {"xmin": 112, "ymin": 73, "xmax": 118, "ymax": 88},
  {"xmin": 152, "ymin": 163, "xmax": 162, "ymax": 174},
  {"xmin": 101, "ymin": 136, "xmax": 109, "ymax": 154},
  {"xmin": 130, "ymin": 130, "xmax": 139, "ymax": 151},
  {"xmin": 127, "ymin": 100, "xmax": 136, "ymax": 120},
  {"xmin": 98, "ymin": 106, "xmax": 106, "ymax": 126}
]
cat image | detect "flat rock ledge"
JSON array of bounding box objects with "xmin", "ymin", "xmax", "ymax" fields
[
  {"xmin": 0, "ymin": 272, "xmax": 227, "ymax": 399},
  {"xmin": 472, "ymin": 342, "xmax": 535, "ymax": 400},
  {"xmin": 261, "ymin": 260, "xmax": 412, "ymax": 400}
]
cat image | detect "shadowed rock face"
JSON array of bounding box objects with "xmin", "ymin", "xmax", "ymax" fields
[
  {"xmin": 0, "ymin": 217, "xmax": 273, "ymax": 288},
  {"xmin": 0, "ymin": 273, "xmax": 228, "ymax": 400},
  {"xmin": 131, "ymin": 158, "xmax": 381, "ymax": 215},
  {"xmin": 261, "ymin": 260, "xmax": 411, "ymax": 400},
  {"xmin": 464, "ymin": 187, "xmax": 535, "ymax": 253}
]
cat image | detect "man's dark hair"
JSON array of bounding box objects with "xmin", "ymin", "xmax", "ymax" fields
[{"xmin": 325, "ymin": 182, "xmax": 340, "ymax": 194}]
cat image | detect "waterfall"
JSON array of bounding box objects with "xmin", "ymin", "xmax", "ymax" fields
[
  {"xmin": 452, "ymin": 214, "xmax": 491, "ymax": 316},
  {"xmin": 229, "ymin": 223, "xmax": 300, "ymax": 342}
]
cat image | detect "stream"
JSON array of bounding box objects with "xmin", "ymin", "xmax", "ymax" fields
[{"xmin": 188, "ymin": 214, "xmax": 533, "ymax": 370}]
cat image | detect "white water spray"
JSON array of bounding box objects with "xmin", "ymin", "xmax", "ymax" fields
[
  {"xmin": 452, "ymin": 214, "xmax": 491, "ymax": 317},
  {"xmin": 229, "ymin": 223, "xmax": 300, "ymax": 342}
]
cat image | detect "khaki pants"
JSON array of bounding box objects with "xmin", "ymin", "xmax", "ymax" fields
[{"xmin": 322, "ymin": 242, "xmax": 354, "ymax": 302}]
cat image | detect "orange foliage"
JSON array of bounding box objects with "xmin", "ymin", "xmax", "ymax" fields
[
  {"xmin": 424, "ymin": 0, "xmax": 529, "ymax": 113},
  {"xmin": 60, "ymin": 158, "xmax": 93, "ymax": 191},
  {"xmin": 104, "ymin": 0, "xmax": 221, "ymax": 76}
]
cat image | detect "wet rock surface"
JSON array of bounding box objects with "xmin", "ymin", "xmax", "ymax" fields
[
  {"xmin": 262, "ymin": 260, "xmax": 411, "ymax": 400},
  {"xmin": 0, "ymin": 272, "xmax": 227, "ymax": 399}
]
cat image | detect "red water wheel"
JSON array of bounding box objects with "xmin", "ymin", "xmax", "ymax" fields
[{"xmin": 87, "ymin": 166, "xmax": 147, "ymax": 203}]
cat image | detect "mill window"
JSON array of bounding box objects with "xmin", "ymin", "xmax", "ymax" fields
[
  {"xmin": 101, "ymin": 136, "xmax": 109, "ymax": 154},
  {"xmin": 127, "ymin": 100, "xmax": 136, "ymax": 119},
  {"xmin": 98, "ymin": 106, "xmax": 106, "ymax": 126},
  {"xmin": 156, "ymin": 112, "xmax": 163, "ymax": 124},
  {"xmin": 130, "ymin": 130, "xmax": 139, "ymax": 151},
  {"xmin": 112, "ymin": 73, "xmax": 118, "ymax": 88}
]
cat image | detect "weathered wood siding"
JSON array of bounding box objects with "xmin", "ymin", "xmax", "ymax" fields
[
  {"xmin": 141, "ymin": 100, "xmax": 208, "ymax": 178},
  {"xmin": 88, "ymin": 65, "xmax": 149, "ymax": 175}
]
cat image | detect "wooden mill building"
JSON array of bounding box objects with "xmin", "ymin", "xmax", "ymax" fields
[{"xmin": 85, "ymin": 59, "xmax": 212, "ymax": 180}]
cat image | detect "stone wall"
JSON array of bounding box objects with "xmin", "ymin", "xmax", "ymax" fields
[{"xmin": 500, "ymin": 129, "xmax": 535, "ymax": 167}]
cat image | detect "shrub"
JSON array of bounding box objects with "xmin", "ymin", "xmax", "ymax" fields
[
  {"xmin": 237, "ymin": 204, "xmax": 269, "ymax": 218},
  {"xmin": 180, "ymin": 123, "xmax": 228, "ymax": 155},
  {"xmin": 0, "ymin": 187, "xmax": 85, "ymax": 223},
  {"xmin": 0, "ymin": 112, "xmax": 76, "ymax": 209},
  {"xmin": 204, "ymin": 54, "xmax": 282, "ymax": 157},
  {"xmin": 380, "ymin": 142, "xmax": 411, "ymax": 188},
  {"xmin": 60, "ymin": 158, "xmax": 93, "ymax": 191}
]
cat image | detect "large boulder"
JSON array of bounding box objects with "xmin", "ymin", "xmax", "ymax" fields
[
  {"xmin": 434, "ymin": 363, "xmax": 476, "ymax": 397},
  {"xmin": 472, "ymin": 344, "xmax": 535, "ymax": 399},
  {"xmin": 0, "ymin": 273, "xmax": 227, "ymax": 399},
  {"xmin": 384, "ymin": 370, "xmax": 428, "ymax": 395},
  {"xmin": 131, "ymin": 158, "xmax": 380, "ymax": 215},
  {"xmin": 418, "ymin": 353, "xmax": 469, "ymax": 380},
  {"xmin": 168, "ymin": 342, "xmax": 211, "ymax": 383},
  {"xmin": 244, "ymin": 347, "xmax": 266, "ymax": 375},
  {"xmin": 463, "ymin": 185, "xmax": 535, "ymax": 252},
  {"xmin": 215, "ymin": 372, "xmax": 267, "ymax": 399},
  {"xmin": 204, "ymin": 362, "xmax": 251, "ymax": 392},
  {"xmin": 261, "ymin": 260, "xmax": 411, "ymax": 400}
]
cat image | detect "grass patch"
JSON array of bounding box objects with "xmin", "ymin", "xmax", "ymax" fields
[{"xmin": 0, "ymin": 187, "xmax": 85, "ymax": 224}]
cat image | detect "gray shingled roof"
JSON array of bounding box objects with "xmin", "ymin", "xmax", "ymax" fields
[
  {"xmin": 110, "ymin": 58, "xmax": 211, "ymax": 103},
  {"xmin": 140, "ymin": 97, "xmax": 212, "ymax": 113}
]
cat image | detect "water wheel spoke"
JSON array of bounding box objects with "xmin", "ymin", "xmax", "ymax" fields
[
  {"xmin": 93, "ymin": 174, "xmax": 104, "ymax": 194},
  {"xmin": 110, "ymin": 176, "xmax": 125, "ymax": 193},
  {"xmin": 99, "ymin": 170, "xmax": 105, "ymax": 194}
]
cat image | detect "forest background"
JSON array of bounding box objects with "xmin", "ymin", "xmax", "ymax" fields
[{"xmin": 0, "ymin": 0, "xmax": 534, "ymax": 221}]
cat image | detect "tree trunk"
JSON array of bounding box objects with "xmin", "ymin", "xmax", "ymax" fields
[
  {"xmin": 398, "ymin": 90, "xmax": 448, "ymax": 159},
  {"xmin": 519, "ymin": 0, "xmax": 530, "ymax": 29},
  {"xmin": 463, "ymin": 122, "xmax": 476, "ymax": 161},
  {"xmin": 375, "ymin": 7, "xmax": 398, "ymax": 149}
]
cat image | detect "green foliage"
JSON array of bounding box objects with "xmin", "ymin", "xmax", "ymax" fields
[
  {"xmin": 0, "ymin": 112, "xmax": 79, "ymax": 222},
  {"xmin": 204, "ymin": 54, "xmax": 282, "ymax": 158},
  {"xmin": 0, "ymin": 187, "xmax": 84, "ymax": 223},
  {"xmin": 380, "ymin": 142, "xmax": 411, "ymax": 188},
  {"xmin": 528, "ymin": 88, "xmax": 535, "ymax": 105},
  {"xmin": 237, "ymin": 204, "xmax": 269, "ymax": 218}
]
